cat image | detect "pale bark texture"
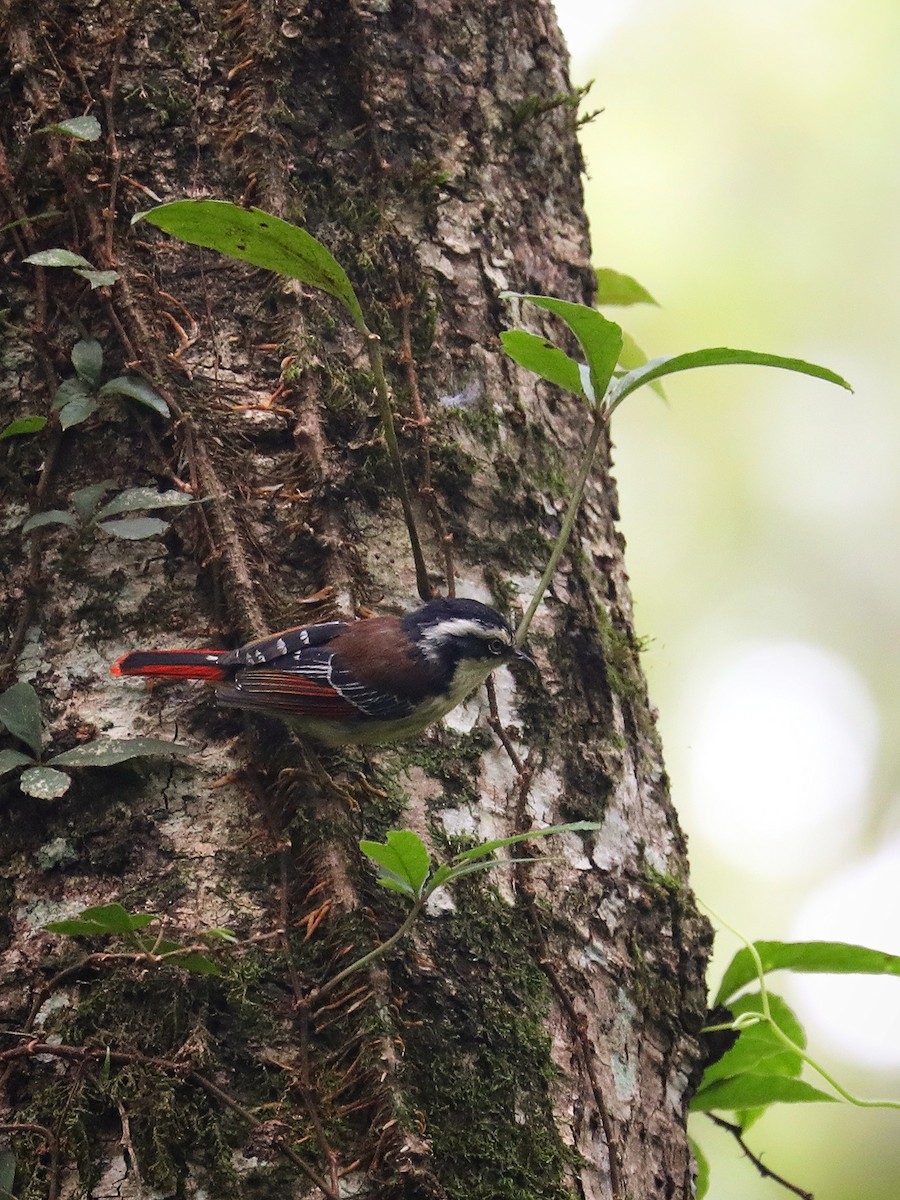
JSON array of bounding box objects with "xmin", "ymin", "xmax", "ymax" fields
[{"xmin": 0, "ymin": 2, "xmax": 710, "ymax": 1198}]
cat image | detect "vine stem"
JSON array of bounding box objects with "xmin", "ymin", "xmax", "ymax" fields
[
  {"xmin": 312, "ymin": 898, "xmax": 425, "ymax": 1005},
  {"xmin": 515, "ymin": 411, "xmax": 605, "ymax": 645},
  {"xmin": 359, "ymin": 325, "xmax": 433, "ymax": 602},
  {"xmin": 701, "ymin": 902, "xmax": 900, "ymax": 1111}
]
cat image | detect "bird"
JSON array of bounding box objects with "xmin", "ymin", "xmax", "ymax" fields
[{"xmin": 111, "ymin": 597, "xmax": 532, "ymax": 746}]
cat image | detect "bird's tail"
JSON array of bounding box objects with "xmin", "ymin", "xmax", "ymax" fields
[{"xmin": 111, "ymin": 649, "xmax": 228, "ymax": 680}]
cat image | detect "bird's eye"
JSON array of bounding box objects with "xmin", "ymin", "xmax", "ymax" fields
[{"xmin": 487, "ymin": 638, "xmax": 506, "ymax": 656}]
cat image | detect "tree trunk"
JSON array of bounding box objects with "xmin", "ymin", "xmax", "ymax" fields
[{"xmin": 0, "ymin": 2, "xmax": 710, "ymax": 1198}]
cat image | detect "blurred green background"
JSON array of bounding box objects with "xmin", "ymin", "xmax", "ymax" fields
[{"xmin": 553, "ymin": 1, "xmax": 900, "ymax": 1196}]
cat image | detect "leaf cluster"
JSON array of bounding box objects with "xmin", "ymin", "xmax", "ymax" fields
[
  {"xmin": 0, "ymin": 681, "xmax": 191, "ymax": 799},
  {"xmin": 44, "ymin": 902, "xmax": 229, "ymax": 977},
  {"xmin": 690, "ymin": 931, "xmax": 900, "ymax": 1197},
  {"xmin": 48, "ymin": 337, "xmax": 169, "ymax": 430},
  {"xmin": 22, "ymin": 479, "xmax": 195, "ymax": 542}
]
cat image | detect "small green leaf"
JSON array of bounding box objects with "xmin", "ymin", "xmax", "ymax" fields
[
  {"xmin": 0, "ymin": 415, "xmax": 47, "ymax": 440},
  {"xmin": 59, "ymin": 393, "xmax": 99, "ymax": 430},
  {"xmin": 99, "ymin": 517, "xmax": 171, "ymax": 540},
  {"xmin": 617, "ymin": 331, "xmax": 666, "ymax": 400},
  {"xmin": 688, "ymin": 1136, "xmax": 709, "ymax": 1200},
  {"xmin": 359, "ymin": 830, "xmax": 432, "ymax": 896},
  {"xmin": 734, "ymin": 1106, "xmax": 767, "ymax": 1132},
  {"xmin": 38, "ymin": 115, "xmax": 102, "ymax": 141},
  {"xmin": 502, "ymin": 293, "xmax": 623, "ymax": 408},
  {"xmin": 0, "ymin": 1147, "xmax": 17, "ymax": 1200},
  {"xmin": 24, "ymin": 248, "xmax": 94, "ymax": 269},
  {"xmin": 0, "ymin": 680, "xmax": 44, "ymax": 756},
  {"xmin": 595, "ymin": 267, "xmax": 659, "ymax": 307},
  {"xmin": 97, "ymin": 487, "xmax": 194, "ymax": 519},
  {"xmin": 47, "ymin": 737, "xmax": 192, "ymax": 767},
  {"xmin": 205, "ymin": 928, "xmax": 238, "ymax": 942},
  {"xmin": 53, "ymin": 377, "xmax": 94, "ymax": 411},
  {"xmin": 19, "ymin": 765, "xmax": 71, "ymax": 799},
  {"xmin": 500, "ymin": 330, "xmax": 583, "ymax": 395},
  {"xmin": 71, "ymin": 338, "xmax": 104, "ymax": 386},
  {"xmin": 138, "ymin": 200, "xmax": 365, "ymax": 326},
  {"xmin": 46, "ymin": 903, "xmax": 158, "ymax": 935},
  {"xmin": 691, "ymin": 1073, "xmax": 836, "ymax": 1113},
  {"xmin": 73, "ymin": 268, "xmax": 120, "ymax": 289},
  {"xmin": 99, "ymin": 376, "xmax": 170, "ymax": 417},
  {"xmin": 21, "ymin": 509, "xmax": 79, "ymax": 534},
  {"xmin": 606, "ymin": 348, "xmax": 852, "ymax": 416},
  {"xmin": 0, "ymin": 748, "xmax": 35, "ymax": 776},
  {"xmin": 716, "ymin": 940, "xmax": 900, "ymax": 1006},
  {"xmin": 701, "ymin": 993, "xmax": 805, "ymax": 1087},
  {"xmin": 71, "ymin": 480, "xmax": 116, "ymax": 521},
  {"xmin": 142, "ymin": 937, "xmax": 222, "ymax": 976}
]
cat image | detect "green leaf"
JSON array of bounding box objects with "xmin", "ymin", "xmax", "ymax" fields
[
  {"xmin": 73, "ymin": 268, "xmax": 120, "ymax": 289},
  {"xmin": 502, "ymin": 292, "xmax": 623, "ymax": 408},
  {"xmin": 38, "ymin": 115, "xmax": 102, "ymax": 141},
  {"xmin": 97, "ymin": 487, "xmax": 194, "ymax": 519},
  {"xmin": 53, "ymin": 377, "xmax": 94, "ymax": 411},
  {"xmin": 701, "ymin": 993, "xmax": 805, "ymax": 1087},
  {"xmin": 691, "ymin": 1073, "xmax": 836, "ymax": 1113},
  {"xmin": 98, "ymin": 376, "xmax": 170, "ymax": 417},
  {"xmin": 595, "ymin": 267, "xmax": 659, "ymax": 307},
  {"xmin": 688, "ymin": 1136, "xmax": 709, "ymax": 1200},
  {"xmin": 499, "ymin": 329, "xmax": 583, "ymax": 394},
  {"xmin": 605, "ymin": 348, "xmax": 852, "ymax": 416},
  {"xmin": 0, "ymin": 748, "xmax": 35, "ymax": 776},
  {"xmin": 46, "ymin": 903, "xmax": 158, "ymax": 935},
  {"xmin": 0, "ymin": 1147, "xmax": 16, "ymax": 1200},
  {"xmin": 716, "ymin": 940, "xmax": 900, "ymax": 1006},
  {"xmin": 71, "ymin": 480, "xmax": 116, "ymax": 521},
  {"xmin": 138, "ymin": 200, "xmax": 365, "ymax": 326},
  {"xmin": 21, "ymin": 509, "xmax": 79, "ymax": 534},
  {"xmin": 141, "ymin": 937, "xmax": 222, "ymax": 976},
  {"xmin": 58, "ymin": 393, "xmax": 99, "ymax": 430},
  {"xmin": 0, "ymin": 415, "xmax": 47, "ymax": 439},
  {"xmin": 359, "ymin": 830, "xmax": 432, "ymax": 897},
  {"xmin": 98, "ymin": 517, "xmax": 171, "ymax": 540},
  {"xmin": 19, "ymin": 765, "xmax": 71, "ymax": 799},
  {"xmin": 71, "ymin": 338, "xmax": 104, "ymax": 386},
  {"xmin": 0, "ymin": 680, "xmax": 44, "ymax": 756},
  {"xmin": 734, "ymin": 1106, "xmax": 767, "ymax": 1132},
  {"xmin": 47, "ymin": 737, "xmax": 193, "ymax": 767},
  {"xmin": 24, "ymin": 248, "xmax": 94, "ymax": 269},
  {"xmin": 451, "ymin": 820, "xmax": 601, "ymax": 865}
]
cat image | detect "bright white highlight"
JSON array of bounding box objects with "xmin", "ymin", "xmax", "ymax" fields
[
  {"xmin": 791, "ymin": 837, "xmax": 900, "ymax": 1067},
  {"xmin": 684, "ymin": 641, "xmax": 878, "ymax": 876}
]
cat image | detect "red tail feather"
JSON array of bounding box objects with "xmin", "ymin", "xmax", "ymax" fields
[{"xmin": 111, "ymin": 649, "xmax": 228, "ymax": 681}]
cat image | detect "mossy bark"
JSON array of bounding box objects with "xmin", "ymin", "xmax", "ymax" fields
[{"xmin": 0, "ymin": 2, "xmax": 710, "ymax": 1197}]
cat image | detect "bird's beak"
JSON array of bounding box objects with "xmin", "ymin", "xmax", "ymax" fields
[{"xmin": 512, "ymin": 645, "xmax": 536, "ymax": 667}]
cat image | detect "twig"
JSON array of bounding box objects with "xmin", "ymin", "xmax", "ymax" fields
[
  {"xmin": 358, "ymin": 324, "xmax": 432, "ymax": 602},
  {"xmin": 396, "ymin": 289, "xmax": 455, "ymax": 596},
  {"xmin": 0, "ymin": 1123, "xmax": 61, "ymax": 1200},
  {"xmin": 705, "ymin": 1113, "xmax": 814, "ymax": 1199},
  {"xmin": 516, "ymin": 411, "xmax": 605, "ymax": 645}
]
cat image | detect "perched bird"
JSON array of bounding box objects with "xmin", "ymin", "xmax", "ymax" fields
[{"xmin": 111, "ymin": 597, "xmax": 531, "ymax": 746}]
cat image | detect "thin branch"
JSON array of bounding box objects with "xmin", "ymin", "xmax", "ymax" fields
[
  {"xmin": 516, "ymin": 412, "xmax": 605, "ymax": 645},
  {"xmin": 311, "ymin": 900, "xmax": 424, "ymax": 1006},
  {"xmin": 396, "ymin": 288, "xmax": 456, "ymax": 596},
  {"xmin": 705, "ymin": 1113, "xmax": 814, "ymax": 1200},
  {"xmin": 0, "ymin": 1123, "xmax": 61, "ymax": 1200},
  {"xmin": 359, "ymin": 326, "xmax": 433, "ymax": 601}
]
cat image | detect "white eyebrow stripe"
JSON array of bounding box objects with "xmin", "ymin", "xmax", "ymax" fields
[{"xmin": 419, "ymin": 618, "xmax": 511, "ymax": 653}]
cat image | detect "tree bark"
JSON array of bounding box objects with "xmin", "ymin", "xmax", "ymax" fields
[{"xmin": 0, "ymin": 2, "xmax": 710, "ymax": 1198}]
